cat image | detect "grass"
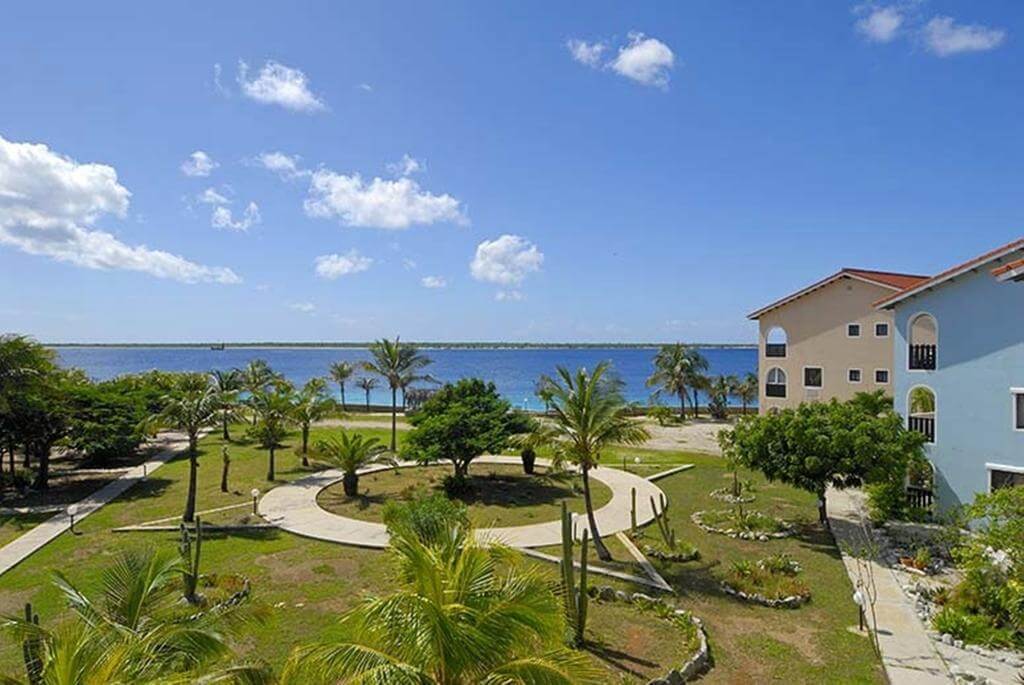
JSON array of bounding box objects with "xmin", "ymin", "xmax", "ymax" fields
[
  {"xmin": 318, "ymin": 463, "xmax": 612, "ymax": 528},
  {"xmin": 0, "ymin": 513, "xmax": 52, "ymax": 548}
]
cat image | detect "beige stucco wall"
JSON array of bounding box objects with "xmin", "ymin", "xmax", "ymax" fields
[{"xmin": 756, "ymin": 276, "xmax": 897, "ymax": 412}]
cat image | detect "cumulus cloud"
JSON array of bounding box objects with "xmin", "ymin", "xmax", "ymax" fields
[
  {"xmin": 495, "ymin": 290, "xmax": 523, "ymax": 302},
  {"xmin": 289, "ymin": 302, "xmax": 315, "ymax": 313},
  {"xmin": 855, "ymin": 6, "xmax": 904, "ymax": 43},
  {"xmin": 314, "ymin": 250, "xmax": 373, "ymax": 279},
  {"xmin": 386, "ymin": 154, "xmax": 424, "ymax": 177},
  {"xmin": 181, "ymin": 150, "xmax": 217, "ymax": 177},
  {"xmin": 198, "ymin": 187, "xmax": 230, "ymax": 205},
  {"xmin": 611, "ymin": 32, "xmax": 675, "ymax": 88},
  {"xmin": 255, "ymin": 151, "xmax": 308, "ymax": 179},
  {"xmin": 470, "ymin": 235, "xmax": 543, "ymax": 292},
  {"xmin": 923, "ymin": 16, "xmax": 1006, "ymax": 56},
  {"xmin": 211, "ymin": 202, "xmax": 260, "ymax": 232},
  {"xmin": 0, "ymin": 135, "xmax": 239, "ymax": 284},
  {"xmin": 566, "ymin": 39, "xmax": 606, "ymax": 67},
  {"xmin": 421, "ymin": 275, "xmax": 446, "ymax": 289},
  {"xmin": 237, "ymin": 60, "xmax": 326, "ymax": 112},
  {"xmin": 304, "ymin": 169, "xmax": 467, "ymax": 230}
]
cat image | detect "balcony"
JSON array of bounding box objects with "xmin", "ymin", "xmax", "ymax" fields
[
  {"xmin": 765, "ymin": 383, "xmax": 786, "ymax": 398},
  {"xmin": 909, "ymin": 344, "xmax": 936, "ymax": 371},
  {"xmin": 765, "ymin": 343, "xmax": 786, "ymax": 358},
  {"xmin": 909, "ymin": 415, "xmax": 935, "ymax": 443}
]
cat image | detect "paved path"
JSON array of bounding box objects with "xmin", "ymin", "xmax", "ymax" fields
[
  {"xmin": 259, "ymin": 456, "xmax": 666, "ymax": 549},
  {"xmin": 828, "ymin": 488, "xmax": 954, "ymax": 684},
  {"xmin": 0, "ymin": 432, "xmax": 192, "ymax": 577}
]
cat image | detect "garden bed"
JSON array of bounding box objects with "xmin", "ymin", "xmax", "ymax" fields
[
  {"xmin": 691, "ymin": 509, "xmax": 795, "ymax": 541},
  {"xmin": 709, "ymin": 487, "xmax": 755, "ymax": 504},
  {"xmin": 721, "ymin": 554, "xmax": 810, "ymax": 609}
]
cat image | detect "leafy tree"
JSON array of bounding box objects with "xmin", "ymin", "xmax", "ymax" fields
[
  {"xmin": 248, "ymin": 382, "xmax": 294, "ymax": 481},
  {"xmin": 404, "ymin": 379, "xmax": 530, "ymax": 489},
  {"xmin": 314, "ymin": 431, "xmax": 392, "ymax": 496},
  {"xmin": 64, "ymin": 380, "xmax": 148, "ymax": 464},
  {"xmin": 328, "ymin": 361, "xmax": 354, "ymax": 411},
  {"xmin": 144, "ymin": 374, "xmax": 220, "ymax": 522},
  {"xmin": 356, "ymin": 376, "xmax": 378, "ymax": 411},
  {"xmin": 646, "ymin": 343, "xmax": 708, "ymax": 420},
  {"xmin": 362, "ymin": 337, "xmax": 434, "ymax": 452},
  {"xmin": 0, "ymin": 335, "xmax": 56, "ymax": 415},
  {"xmin": 292, "ymin": 377, "xmax": 334, "ymax": 467},
  {"xmin": 736, "ymin": 372, "xmax": 758, "ymax": 415},
  {"xmin": 11, "ymin": 370, "xmax": 75, "ymax": 490},
  {"xmin": 520, "ymin": 363, "xmax": 649, "ymax": 561},
  {"xmin": 283, "ymin": 521, "xmax": 602, "ymax": 684},
  {"xmin": 210, "ymin": 369, "xmax": 243, "ymax": 441},
  {"xmin": 720, "ymin": 398, "xmax": 925, "ymax": 525}
]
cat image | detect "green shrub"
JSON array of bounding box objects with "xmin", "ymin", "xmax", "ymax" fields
[
  {"xmin": 725, "ymin": 557, "xmax": 810, "ymax": 601},
  {"xmin": 932, "ymin": 607, "xmax": 1017, "ymax": 648},
  {"xmin": 382, "ymin": 493, "xmax": 469, "ymax": 546},
  {"xmin": 647, "ymin": 405, "xmax": 674, "ymax": 426}
]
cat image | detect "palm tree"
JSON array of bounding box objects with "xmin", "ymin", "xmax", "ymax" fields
[
  {"xmin": 646, "ymin": 343, "xmax": 708, "ymax": 420},
  {"xmin": 314, "ymin": 431, "xmax": 392, "ymax": 496},
  {"xmin": 362, "ymin": 337, "xmax": 434, "ymax": 451},
  {"xmin": 523, "ymin": 363, "xmax": 649, "ymax": 561},
  {"xmin": 736, "ymin": 372, "xmax": 758, "ymax": 415},
  {"xmin": 242, "ymin": 359, "xmax": 277, "ymax": 425},
  {"xmin": 328, "ymin": 361, "xmax": 354, "ymax": 411},
  {"xmin": 209, "ymin": 369, "xmax": 243, "ymax": 441},
  {"xmin": 292, "ymin": 377, "xmax": 334, "ymax": 467},
  {"xmin": 249, "ymin": 382, "xmax": 294, "ymax": 481},
  {"xmin": 284, "ymin": 522, "xmax": 602, "ymax": 684},
  {"xmin": 145, "ymin": 375, "xmax": 219, "ymax": 522},
  {"xmin": 356, "ymin": 377, "xmax": 378, "ymax": 411}
]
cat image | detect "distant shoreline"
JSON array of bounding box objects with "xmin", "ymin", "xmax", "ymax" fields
[{"xmin": 47, "ymin": 341, "xmax": 756, "ymax": 350}]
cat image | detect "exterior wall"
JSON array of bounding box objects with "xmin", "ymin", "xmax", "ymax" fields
[
  {"xmin": 756, "ymin": 276, "xmax": 897, "ymax": 412},
  {"xmin": 891, "ymin": 257, "xmax": 1024, "ymax": 512}
]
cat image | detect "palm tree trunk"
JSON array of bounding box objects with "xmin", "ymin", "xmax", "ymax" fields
[
  {"xmin": 365, "ymin": 391, "xmax": 370, "ymax": 411},
  {"xmin": 267, "ymin": 446, "xmax": 276, "ymax": 481},
  {"xmin": 581, "ymin": 464, "xmax": 611, "ymax": 561},
  {"xmin": 691, "ymin": 388, "xmax": 700, "ymax": 419},
  {"xmin": 220, "ymin": 458, "xmax": 229, "ymax": 493},
  {"xmin": 183, "ymin": 440, "xmax": 198, "ymax": 522},
  {"xmin": 301, "ymin": 426, "xmax": 310, "ymax": 467},
  {"xmin": 340, "ymin": 385, "xmax": 347, "ymax": 412},
  {"xmin": 390, "ymin": 386, "xmax": 397, "ymax": 452},
  {"xmin": 678, "ymin": 391, "xmax": 686, "ymax": 420},
  {"xmin": 222, "ymin": 412, "xmax": 230, "ymax": 441}
]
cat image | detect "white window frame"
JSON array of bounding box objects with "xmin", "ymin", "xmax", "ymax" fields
[
  {"xmin": 847, "ymin": 368, "xmax": 862, "ymax": 384},
  {"xmin": 803, "ymin": 366, "xmax": 824, "ymax": 390},
  {"xmin": 874, "ymin": 368, "xmax": 890, "ymax": 385},
  {"xmin": 874, "ymin": 321, "xmax": 890, "ymax": 338},
  {"xmin": 1011, "ymin": 388, "xmax": 1024, "ymax": 432},
  {"xmin": 846, "ymin": 323, "xmax": 862, "ymax": 338},
  {"xmin": 986, "ymin": 462, "xmax": 1024, "ymax": 492}
]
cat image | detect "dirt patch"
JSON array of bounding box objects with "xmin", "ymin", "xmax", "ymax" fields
[{"xmin": 256, "ymin": 550, "xmax": 358, "ymax": 585}]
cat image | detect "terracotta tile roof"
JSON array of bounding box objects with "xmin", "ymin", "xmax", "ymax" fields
[
  {"xmin": 992, "ymin": 257, "xmax": 1024, "ymax": 281},
  {"xmin": 875, "ymin": 238, "xmax": 1024, "ymax": 308},
  {"xmin": 747, "ymin": 268, "xmax": 928, "ymax": 320}
]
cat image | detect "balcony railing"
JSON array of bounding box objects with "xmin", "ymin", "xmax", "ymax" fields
[
  {"xmin": 765, "ymin": 343, "xmax": 786, "ymax": 358},
  {"xmin": 909, "ymin": 415, "xmax": 935, "ymax": 443},
  {"xmin": 765, "ymin": 383, "xmax": 786, "ymax": 398},
  {"xmin": 909, "ymin": 344, "xmax": 937, "ymax": 370},
  {"xmin": 905, "ymin": 485, "xmax": 934, "ymax": 512}
]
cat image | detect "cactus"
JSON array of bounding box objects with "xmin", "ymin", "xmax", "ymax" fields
[
  {"xmin": 576, "ymin": 528, "xmax": 589, "ymax": 646},
  {"xmin": 630, "ymin": 487, "xmax": 637, "ymax": 534},
  {"xmin": 650, "ymin": 495, "xmax": 677, "ymax": 551},
  {"xmin": 559, "ymin": 501, "xmax": 590, "ymax": 646},
  {"xmin": 179, "ymin": 516, "xmax": 203, "ymax": 602},
  {"xmin": 21, "ymin": 602, "xmax": 41, "ymax": 685}
]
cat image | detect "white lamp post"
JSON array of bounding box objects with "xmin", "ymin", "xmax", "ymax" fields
[
  {"xmin": 251, "ymin": 488, "xmax": 260, "ymax": 515},
  {"xmin": 67, "ymin": 503, "xmax": 79, "ymax": 534},
  {"xmin": 852, "ymin": 588, "xmax": 866, "ymax": 631}
]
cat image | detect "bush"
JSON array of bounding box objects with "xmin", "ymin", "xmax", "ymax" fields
[
  {"xmin": 647, "ymin": 406, "xmax": 674, "ymax": 426},
  {"xmin": 382, "ymin": 493, "xmax": 469, "ymax": 546},
  {"xmin": 866, "ymin": 480, "xmax": 929, "ymax": 523},
  {"xmin": 724, "ymin": 556, "xmax": 810, "ymax": 601},
  {"xmin": 933, "ymin": 607, "xmax": 1017, "ymax": 648}
]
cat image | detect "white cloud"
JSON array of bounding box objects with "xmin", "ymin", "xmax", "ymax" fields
[
  {"xmin": 402, "ymin": 258, "xmax": 417, "ymax": 270},
  {"xmin": 181, "ymin": 150, "xmax": 217, "ymax": 177},
  {"xmin": 237, "ymin": 60, "xmax": 326, "ymax": 112},
  {"xmin": 611, "ymin": 32, "xmax": 675, "ymax": 88},
  {"xmin": 421, "ymin": 275, "xmax": 446, "ymax": 289},
  {"xmin": 211, "ymin": 202, "xmax": 260, "ymax": 232},
  {"xmin": 923, "ymin": 16, "xmax": 1006, "ymax": 56},
  {"xmin": 314, "ymin": 250, "xmax": 373, "ymax": 279},
  {"xmin": 566, "ymin": 39, "xmax": 606, "ymax": 67},
  {"xmin": 304, "ymin": 169, "xmax": 467, "ymax": 230},
  {"xmin": 213, "ymin": 63, "xmax": 229, "ymax": 96},
  {"xmin": 0, "ymin": 135, "xmax": 239, "ymax": 284},
  {"xmin": 856, "ymin": 6, "xmax": 904, "ymax": 43},
  {"xmin": 357, "ymin": 83, "xmax": 373, "ymax": 92},
  {"xmin": 386, "ymin": 154, "xmax": 424, "ymax": 177},
  {"xmin": 495, "ymin": 290, "xmax": 523, "ymax": 302},
  {"xmin": 470, "ymin": 235, "xmax": 543, "ymax": 289},
  {"xmin": 289, "ymin": 302, "xmax": 315, "ymax": 313},
  {"xmin": 198, "ymin": 187, "xmax": 230, "ymax": 205},
  {"xmin": 255, "ymin": 151, "xmax": 308, "ymax": 179}
]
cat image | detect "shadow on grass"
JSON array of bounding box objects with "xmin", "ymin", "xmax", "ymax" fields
[
  {"xmin": 584, "ymin": 640, "xmax": 660, "ymax": 679},
  {"xmin": 792, "ymin": 522, "xmax": 843, "ymax": 561},
  {"xmin": 651, "ymin": 558, "xmax": 725, "ymax": 599}
]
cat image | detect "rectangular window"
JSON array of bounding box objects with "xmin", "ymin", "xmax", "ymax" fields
[
  {"xmin": 847, "ymin": 323, "xmax": 861, "ymax": 338},
  {"xmin": 875, "ymin": 322, "xmax": 890, "ymax": 337},
  {"xmin": 848, "ymin": 369, "xmax": 862, "ymax": 383},
  {"xmin": 804, "ymin": 367, "xmax": 823, "ymax": 388},
  {"xmin": 1014, "ymin": 391, "xmax": 1024, "ymax": 430},
  {"xmin": 875, "ymin": 369, "xmax": 890, "ymax": 384},
  {"xmin": 990, "ymin": 468, "xmax": 1024, "ymax": 490}
]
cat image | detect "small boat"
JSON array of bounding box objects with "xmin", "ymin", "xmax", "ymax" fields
[{"xmin": 210, "ymin": 343, "xmax": 226, "ymax": 351}]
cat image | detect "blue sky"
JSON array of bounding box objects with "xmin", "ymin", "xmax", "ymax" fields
[{"xmin": 2, "ymin": 1, "xmax": 1021, "ymax": 344}]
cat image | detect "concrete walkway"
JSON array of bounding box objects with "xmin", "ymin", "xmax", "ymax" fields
[
  {"xmin": 0, "ymin": 432, "xmax": 192, "ymax": 577},
  {"xmin": 258, "ymin": 456, "xmax": 665, "ymax": 549},
  {"xmin": 828, "ymin": 487, "xmax": 954, "ymax": 684}
]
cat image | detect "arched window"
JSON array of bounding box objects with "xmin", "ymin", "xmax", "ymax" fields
[
  {"xmin": 908, "ymin": 386, "xmax": 936, "ymax": 443},
  {"xmin": 765, "ymin": 367, "xmax": 787, "ymax": 398},
  {"xmin": 765, "ymin": 327, "xmax": 787, "ymax": 358},
  {"xmin": 908, "ymin": 313, "xmax": 938, "ymax": 370}
]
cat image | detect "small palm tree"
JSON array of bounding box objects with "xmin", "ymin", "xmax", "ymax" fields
[
  {"xmin": 329, "ymin": 361, "xmax": 354, "ymax": 411},
  {"xmin": 362, "ymin": 337, "xmax": 434, "ymax": 452},
  {"xmin": 249, "ymin": 382, "xmax": 294, "ymax": 481},
  {"xmin": 145, "ymin": 375, "xmax": 219, "ymax": 522},
  {"xmin": 314, "ymin": 432, "xmax": 392, "ymax": 496},
  {"xmin": 646, "ymin": 343, "xmax": 708, "ymax": 420},
  {"xmin": 292, "ymin": 377, "xmax": 335, "ymax": 467},
  {"xmin": 736, "ymin": 372, "xmax": 758, "ymax": 415},
  {"xmin": 210, "ymin": 368, "xmax": 243, "ymax": 440},
  {"xmin": 242, "ymin": 359, "xmax": 277, "ymax": 425},
  {"xmin": 283, "ymin": 522, "xmax": 602, "ymax": 684},
  {"xmin": 356, "ymin": 376, "xmax": 378, "ymax": 411},
  {"xmin": 524, "ymin": 363, "xmax": 649, "ymax": 561}
]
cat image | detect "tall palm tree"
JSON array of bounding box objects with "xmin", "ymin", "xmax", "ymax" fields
[
  {"xmin": 329, "ymin": 361, "xmax": 354, "ymax": 411},
  {"xmin": 314, "ymin": 431, "xmax": 392, "ymax": 496},
  {"xmin": 249, "ymin": 382, "xmax": 294, "ymax": 481},
  {"xmin": 362, "ymin": 337, "xmax": 434, "ymax": 451},
  {"xmin": 292, "ymin": 377, "xmax": 334, "ymax": 467},
  {"xmin": 356, "ymin": 377, "xmax": 378, "ymax": 412},
  {"xmin": 284, "ymin": 522, "xmax": 602, "ymax": 684},
  {"xmin": 646, "ymin": 343, "xmax": 708, "ymax": 420},
  {"xmin": 736, "ymin": 372, "xmax": 758, "ymax": 415},
  {"xmin": 209, "ymin": 369, "xmax": 243, "ymax": 441},
  {"xmin": 242, "ymin": 359, "xmax": 277, "ymax": 426},
  {"xmin": 145, "ymin": 375, "xmax": 219, "ymax": 522},
  {"xmin": 524, "ymin": 363, "xmax": 649, "ymax": 561}
]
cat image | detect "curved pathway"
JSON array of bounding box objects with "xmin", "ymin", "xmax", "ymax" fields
[{"xmin": 258, "ymin": 456, "xmax": 665, "ymax": 549}]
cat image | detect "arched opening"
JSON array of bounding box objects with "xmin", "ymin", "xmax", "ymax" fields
[
  {"xmin": 765, "ymin": 367, "xmax": 787, "ymax": 398},
  {"xmin": 905, "ymin": 458, "xmax": 936, "ymax": 512},
  {"xmin": 765, "ymin": 327, "xmax": 787, "ymax": 358},
  {"xmin": 908, "ymin": 313, "xmax": 937, "ymax": 370},
  {"xmin": 908, "ymin": 386, "xmax": 936, "ymax": 443}
]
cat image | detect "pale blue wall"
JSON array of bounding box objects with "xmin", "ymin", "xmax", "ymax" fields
[{"xmin": 892, "ymin": 261, "xmax": 1024, "ymax": 512}]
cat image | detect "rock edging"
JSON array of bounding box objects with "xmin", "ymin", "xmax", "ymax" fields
[
  {"xmin": 708, "ymin": 488, "xmax": 755, "ymax": 504},
  {"xmin": 691, "ymin": 510, "xmax": 794, "ymax": 541},
  {"xmin": 719, "ymin": 582, "xmax": 810, "ymax": 609}
]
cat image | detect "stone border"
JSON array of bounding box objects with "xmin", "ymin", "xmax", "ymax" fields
[
  {"xmin": 588, "ymin": 584, "xmax": 710, "ymax": 683},
  {"xmin": 708, "ymin": 487, "xmax": 755, "ymax": 504},
  {"xmin": 690, "ymin": 510, "xmax": 795, "ymax": 541},
  {"xmin": 720, "ymin": 582, "xmax": 810, "ymax": 609}
]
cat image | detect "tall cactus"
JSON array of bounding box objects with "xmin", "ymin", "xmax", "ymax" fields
[
  {"xmin": 630, "ymin": 487, "xmax": 637, "ymax": 535},
  {"xmin": 559, "ymin": 502, "xmax": 590, "ymax": 646},
  {"xmin": 650, "ymin": 495, "xmax": 677, "ymax": 551},
  {"xmin": 21, "ymin": 602, "xmax": 41, "ymax": 685},
  {"xmin": 576, "ymin": 528, "xmax": 589, "ymax": 646},
  {"xmin": 179, "ymin": 516, "xmax": 203, "ymax": 602}
]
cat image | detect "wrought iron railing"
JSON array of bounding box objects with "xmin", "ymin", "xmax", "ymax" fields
[
  {"xmin": 909, "ymin": 344, "xmax": 937, "ymax": 370},
  {"xmin": 909, "ymin": 415, "xmax": 935, "ymax": 443}
]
